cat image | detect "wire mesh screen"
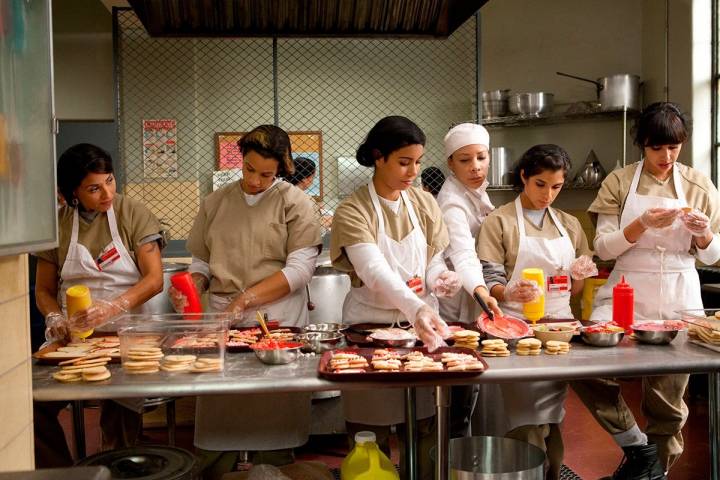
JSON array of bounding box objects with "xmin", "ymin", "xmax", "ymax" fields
[{"xmin": 115, "ymin": 8, "xmax": 476, "ymax": 248}]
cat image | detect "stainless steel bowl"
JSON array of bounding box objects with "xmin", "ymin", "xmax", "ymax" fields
[
  {"xmin": 580, "ymin": 329, "xmax": 624, "ymax": 347},
  {"xmin": 370, "ymin": 335, "xmax": 417, "ymax": 348},
  {"xmin": 508, "ymin": 92, "xmax": 554, "ymax": 116},
  {"xmin": 482, "ymin": 89, "xmax": 510, "ymax": 101},
  {"xmin": 482, "ymin": 100, "xmax": 508, "ymax": 118},
  {"xmin": 303, "ymin": 323, "xmax": 347, "ymax": 333},
  {"xmin": 296, "ymin": 332, "xmax": 345, "ymax": 353},
  {"xmin": 253, "ymin": 345, "xmax": 301, "ymax": 365},
  {"xmin": 632, "ymin": 328, "xmax": 680, "ymax": 345}
]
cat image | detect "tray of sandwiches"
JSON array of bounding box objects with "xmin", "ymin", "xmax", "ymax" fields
[
  {"xmin": 318, "ymin": 347, "xmax": 488, "ymax": 381},
  {"xmin": 33, "ymin": 335, "xmax": 121, "ymax": 364}
]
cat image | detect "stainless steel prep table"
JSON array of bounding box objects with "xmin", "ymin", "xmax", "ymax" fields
[{"xmin": 33, "ymin": 333, "xmax": 720, "ymax": 480}]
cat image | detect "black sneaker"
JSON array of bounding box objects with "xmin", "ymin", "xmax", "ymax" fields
[{"xmin": 610, "ymin": 443, "xmax": 666, "ymax": 480}]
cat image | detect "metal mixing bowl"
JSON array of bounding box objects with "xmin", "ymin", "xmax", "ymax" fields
[
  {"xmin": 296, "ymin": 332, "xmax": 345, "ymax": 353},
  {"xmin": 369, "ymin": 333, "xmax": 417, "ymax": 348},
  {"xmin": 508, "ymin": 92, "xmax": 554, "ymax": 116},
  {"xmin": 253, "ymin": 345, "xmax": 302, "ymax": 365},
  {"xmin": 632, "ymin": 328, "xmax": 680, "ymax": 345},
  {"xmin": 580, "ymin": 328, "xmax": 624, "ymax": 347},
  {"xmin": 303, "ymin": 323, "xmax": 347, "ymax": 333}
]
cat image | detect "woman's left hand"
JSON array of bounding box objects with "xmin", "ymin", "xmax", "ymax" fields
[
  {"xmin": 681, "ymin": 209, "xmax": 712, "ymax": 237},
  {"xmin": 68, "ymin": 297, "xmax": 130, "ymax": 330},
  {"xmin": 225, "ymin": 290, "xmax": 257, "ymax": 326},
  {"xmin": 432, "ymin": 270, "xmax": 462, "ymax": 298},
  {"xmin": 570, "ymin": 255, "xmax": 599, "ymax": 280}
]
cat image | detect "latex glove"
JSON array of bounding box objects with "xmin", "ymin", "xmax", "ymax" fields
[
  {"xmin": 414, "ymin": 304, "xmax": 450, "ymax": 352},
  {"xmin": 225, "ymin": 290, "xmax": 258, "ymax": 327},
  {"xmin": 168, "ymin": 285, "xmax": 187, "ymax": 313},
  {"xmin": 68, "ymin": 297, "xmax": 130, "ymax": 331},
  {"xmin": 570, "ymin": 255, "xmax": 599, "ymax": 280},
  {"xmin": 504, "ymin": 279, "xmax": 542, "ymax": 303},
  {"xmin": 432, "ymin": 270, "xmax": 462, "ymax": 298},
  {"xmin": 639, "ymin": 208, "xmax": 680, "ymax": 229},
  {"xmin": 44, "ymin": 311, "xmax": 69, "ymax": 344},
  {"xmin": 680, "ymin": 209, "xmax": 712, "ymax": 237}
]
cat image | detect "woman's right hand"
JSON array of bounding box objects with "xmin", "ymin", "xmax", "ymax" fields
[
  {"xmin": 168, "ymin": 285, "xmax": 188, "ymax": 313},
  {"xmin": 638, "ymin": 208, "xmax": 680, "ymax": 229},
  {"xmin": 414, "ymin": 305, "xmax": 450, "ymax": 352},
  {"xmin": 44, "ymin": 312, "xmax": 69, "ymax": 343},
  {"xmin": 504, "ymin": 279, "xmax": 542, "ymax": 303}
]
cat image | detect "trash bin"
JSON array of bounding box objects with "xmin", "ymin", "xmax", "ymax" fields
[
  {"xmin": 76, "ymin": 446, "xmax": 197, "ymax": 480},
  {"xmin": 445, "ymin": 436, "xmax": 545, "ymax": 479}
]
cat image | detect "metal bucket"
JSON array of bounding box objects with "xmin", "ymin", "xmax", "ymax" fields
[
  {"xmin": 448, "ymin": 436, "xmax": 545, "ymax": 479},
  {"xmin": 144, "ymin": 263, "xmax": 188, "ymax": 314},
  {"xmin": 76, "ymin": 446, "xmax": 197, "ymax": 479},
  {"xmin": 490, "ymin": 147, "xmax": 512, "ymax": 187}
]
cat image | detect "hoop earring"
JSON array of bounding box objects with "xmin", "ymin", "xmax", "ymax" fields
[{"xmin": 71, "ymin": 198, "xmax": 79, "ymax": 207}]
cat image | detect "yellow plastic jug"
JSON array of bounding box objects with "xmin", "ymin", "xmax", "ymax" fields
[
  {"xmin": 66, "ymin": 284, "xmax": 94, "ymax": 340},
  {"xmin": 341, "ymin": 431, "xmax": 399, "ymax": 480},
  {"xmin": 521, "ymin": 268, "xmax": 545, "ymax": 323}
]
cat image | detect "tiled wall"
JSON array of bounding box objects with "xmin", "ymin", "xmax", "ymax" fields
[{"xmin": 0, "ymin": 254, "xmax": 34, "ymax": 471}]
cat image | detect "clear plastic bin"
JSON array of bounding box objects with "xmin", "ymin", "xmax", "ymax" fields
[
  {"xmin": 677, "ymin": 309, "xmax": 720, "ymax": 347},
  {"xmin": 117, "ymin": 313, "xmax": 230, "ymax": 374}
]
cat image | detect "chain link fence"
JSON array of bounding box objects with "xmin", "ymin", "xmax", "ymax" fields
[{"xmin": 115, "ymin": 8, "xmax": 477, "ymax": 252}]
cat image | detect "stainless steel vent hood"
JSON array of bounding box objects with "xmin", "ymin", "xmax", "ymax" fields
[{"xmin": 126, "ymin": 0, "xmax": 489, "ymax": 38}]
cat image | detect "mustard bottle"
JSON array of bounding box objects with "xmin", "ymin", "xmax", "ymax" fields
[
  {"xmin": 521, "ymin": 268, "xmax": 545, "ymax": 323},
  {"xmin": 66, "ymin": 285, "xmax": 93, "ymax": 341}
]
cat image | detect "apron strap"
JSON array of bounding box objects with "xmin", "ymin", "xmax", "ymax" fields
[
  {"xmin": 514, "ymin": 196, "xmax": 569, "ymax": 239},
  {"xmin": 627, "ymin": 160, "xmax": 687, "ymax": 209},
  {"xmin": 106, "ymin": 205, "xmax": 122, "ymax": 242},
  {"xmin": 368, "ymin": 181, "xmax": 387, "ymax": 236},
  {"xmin": 70, "ymin": 208, "xmax": 80, "ymax": 245}
]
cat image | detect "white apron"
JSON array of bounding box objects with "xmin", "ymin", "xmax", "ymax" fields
[
  {"xmin": 59, "ymin": 206, "xmax": 150, "ymax": 412},
  {"xmin": 591, "ymin": 161, "xmax": 702, "ymax": 322},
  {"xmin": 195, "ymin": 254, "xmax": 311, "ymax": 450},
  {"xmin": 342, "ymin": 182, "xmax": 436, "ymax": 426},
  {"xmin": 500, "ymin": 197, "xmax": 574, "ymax": 430}
]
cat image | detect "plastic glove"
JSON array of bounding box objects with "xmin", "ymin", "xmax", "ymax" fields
[
  {"xmin": 504, "ymin": 279, "xmax": 542, "ymax": 303},
  {"xmin": 68, "ymin": 297, "xmax": 130, "ymax": 331},
  {"xmin": 570, "ymin": 255, "xmax": 599, "ymax": 280},
  {"xmin": 414, "ymin": 304, "xmax": 450, "ymax": 352},
  {"xmin": 44, "ymin": 311, "xmax": 69, "ymax": 344},
  {"xmin": 168, "ymin": 285, "xmax": 187, "ymax": 313},
  {"xmin": 680, "ymin": 209, "xmax": 712, "ymax": 237},
  {"xmin": 225, "ymin": 290, "xmax": 258, "ymax": 327},
  {"xmin": 639, "ymin": 208, "xmax": 680, "ymax": 229},
  {"xmin": 432, "ymin": 270, "xmax": 462, "ymax": 298}
]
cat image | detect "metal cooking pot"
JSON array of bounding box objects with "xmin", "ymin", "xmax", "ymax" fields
[
  {"xmin": 508, "ymin": 92, "xmax": 554, "ymax": 116},
  {"xmin": 489, "ymin": 147, "xmax": 513, "ymax": 186},
  {"xmin": 557, "ymin": 71, "xmax": 640, "ymax": 111}
]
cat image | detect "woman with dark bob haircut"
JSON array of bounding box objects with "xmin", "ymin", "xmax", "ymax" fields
[
  {"xmin": 572, "ymin": 102, "xmax": 720, "ymax": 478},
  {"xmin": 477, "ymin": 144, "xmax": 596, "ymax": 479},
  {"xmin": 33, "ymin": 143, "xmax": 165, "ymax": 466},
  {"xmin": 331, "ymin": 116, "xmax": 462, "ymax": 479},
  {"xmin": 286, "ymin": 156, "xmax": 317, "ymax": 191},
  {"xmin": 178, "ymin": 125, "xmax": 322, "ymax": 476}
]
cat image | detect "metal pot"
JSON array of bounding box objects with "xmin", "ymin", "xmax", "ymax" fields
[
  {"xmin": 508, "ymin": 92, "xmax": 554, "ymax": 116},
  {"xmin": 144, "ymin": 262, "xmax": 188, "ymax": 315},
  {"xmin": 489, "ymin": 147, "xmax": 513, "ymax": 186},
  {"xmin": 557, "ymin": 71, "xmax": 640, "ymax": 111}
]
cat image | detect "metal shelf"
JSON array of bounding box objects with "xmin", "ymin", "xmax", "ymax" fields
[{"xmin": 481, "ymin": 108, "xmax": 640, "ymax": 128}]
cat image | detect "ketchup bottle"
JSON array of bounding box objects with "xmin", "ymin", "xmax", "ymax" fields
[
  {"xmin": 170, "ymin": 272, "xmax": 202, "ymax": 318},
  {"xmin": 612, "ymin": 275, "xmax": 634, "ymax": 332}
]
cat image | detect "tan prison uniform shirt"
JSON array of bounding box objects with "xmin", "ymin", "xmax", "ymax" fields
[
  {"xmin": 477, "ymin": 200, "xmax": 592, "ymax": 280},
  {"xmin": 588, "ymin": 161, "xmax": 720, "ymax": 231},
  {"xmin": 35, "ymin": 194, "xmax": 162, "ymax": 271},
  {"xmin": 186, "ymin": 180, "xmax": 322, "ymax": 297},
  {"xmin": 331, "ymin": 184, "xmax": 449, "ymax": 288}
]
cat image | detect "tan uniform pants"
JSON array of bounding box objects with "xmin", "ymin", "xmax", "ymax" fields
[
  {"xmin": 571, "ymin": 374, "xmax": 689, "ymax": 471},
  {"xmin": 506, "ymin": 424, "xmax": 564, "ymax": 480}
]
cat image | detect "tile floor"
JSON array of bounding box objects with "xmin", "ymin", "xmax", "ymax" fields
[{"xmin": 58, "ymin": 376, "xmax": 712, "ymax": 479}]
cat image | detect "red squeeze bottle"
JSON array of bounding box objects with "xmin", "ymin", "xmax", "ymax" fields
[
  {"xmin": 170, "ymin": 272, "xmax": 202, "ymax": 318},
  {"xmin": 612, "ymin": 275, "xmax": 634, "ymax": 332}
]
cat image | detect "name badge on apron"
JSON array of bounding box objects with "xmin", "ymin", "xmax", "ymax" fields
[
  {"xmin": 406, "ymin": 274, "xmax": 424, "ymax": 296},
  {"xmin": 96, "ymin": 243, "xmax": 121, "ymax": 271},
  {"xmin": 546, "ymin": 273, "xmax": 570, "ymax": 296}
]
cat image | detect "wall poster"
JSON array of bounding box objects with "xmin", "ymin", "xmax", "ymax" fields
[{"xmin": 142, "ymin": 119, "xmax": 178, "ymax": 178}]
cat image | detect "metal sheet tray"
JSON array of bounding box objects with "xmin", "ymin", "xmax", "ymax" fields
[{"xmin": 318, "ymin": 347, "xmax": 488, "ymax": 381}]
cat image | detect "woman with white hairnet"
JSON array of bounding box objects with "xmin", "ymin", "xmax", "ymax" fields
[{"xmin": 435, "ymin": 124, "xmax": 503, "ymax": 439}]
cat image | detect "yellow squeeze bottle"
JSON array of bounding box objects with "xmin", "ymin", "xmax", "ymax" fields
[
  {"xmin": 521, "ymin": 268, "xmax": 545, "ymax": 323},
  {"xmin": 66, "ymin": 285, "xmax": 93, "ymax": 340},
  {"xmin": 341, "ymin": 431, "xmax": 399, "ymax": 480}
]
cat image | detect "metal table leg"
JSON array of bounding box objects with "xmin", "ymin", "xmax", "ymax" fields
[
  {"xmin": 710, "ymin": 372, "xmax": 719, "ymax": 480},
  {"xmin": 166, "ymin": 399, "xmax": 176, "ymax": 446},
  {"xmin": 435, "ymin": 386, "xmax": 451, "ymax": 480},
  {"xmin": 71, "ymin": 400, "xmax": 86, "ymax": 459},
  {"xmin": 405, "ymin": 387, "xmax": 418, "ymax": 480}
]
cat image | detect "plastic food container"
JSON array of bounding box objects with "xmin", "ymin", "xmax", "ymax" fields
[
  {"xmin": 677, "ymin": 309, "xmax": 720, "ymax": 348},
  {"xmin": 116, "ymin": 313, "xmax": 230, "ymax": 374}
]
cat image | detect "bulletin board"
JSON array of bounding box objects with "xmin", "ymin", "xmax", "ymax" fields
[{"xmin": 214, "ymin": 130, "xmax": 323, "ymax": 199}]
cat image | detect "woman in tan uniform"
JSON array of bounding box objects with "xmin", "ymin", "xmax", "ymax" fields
[
  {"xmin": 572, "ymin": 102, "xmax": 720, "ymax": 479},
  {"xmin": 477, "ymin": 144, "xmax": 596, "ymax": 480},
  {"xmin": 34, "ymin": 143, "xmax": 164, "ymax": 466},
  {"xmin": 176, "ymin": 125, "xmax": 322, "ymax": 478}
]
